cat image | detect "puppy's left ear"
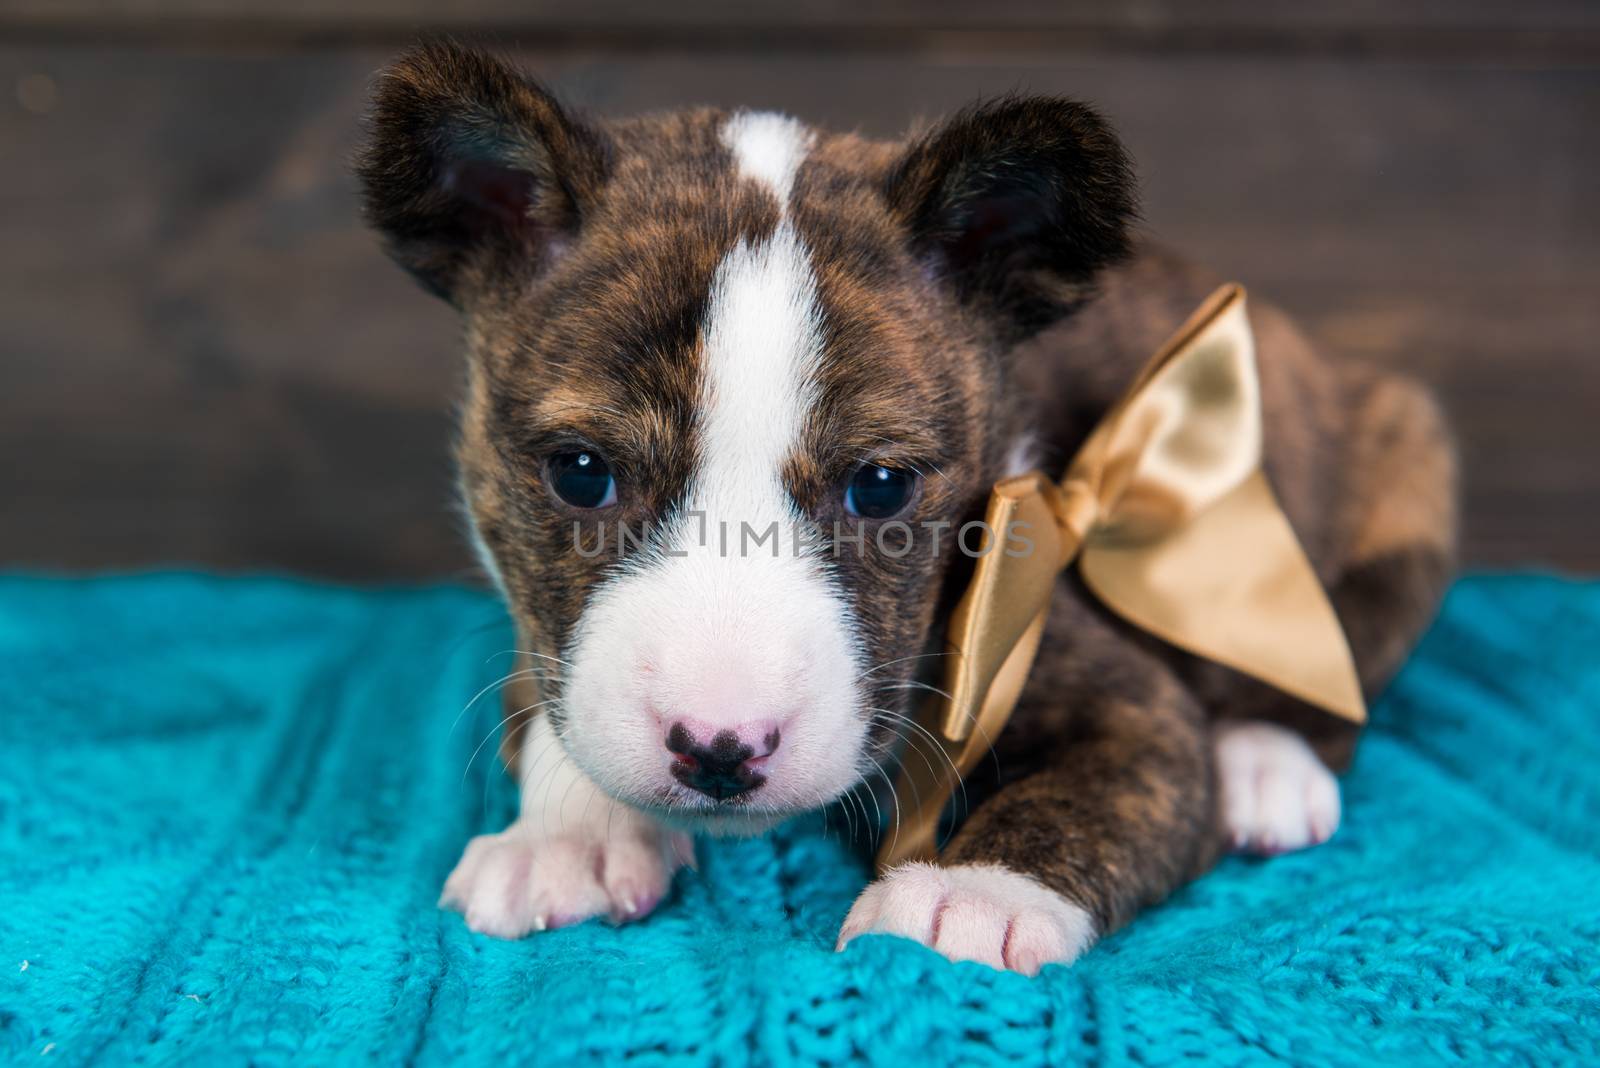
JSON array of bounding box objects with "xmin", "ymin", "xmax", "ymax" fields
[
  {"xmin": 355, "ymin": 40, "xmax": 609, "ymax": 306},
  {"xmin": 886, "ymin": 95, "xmax": 1137, "ymax": 344}
]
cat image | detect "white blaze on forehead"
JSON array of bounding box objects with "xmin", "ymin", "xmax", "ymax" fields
[
  {"xmin": 694, "ymin": 110, "xmax": 822, "ymax": 529},
  {"xmin": 720, "ymin": 111, "xmax": 814, "ymax": 204},
  {"xmin": 693, "ymin": 222, "xmax": 823, "ymax": 527}
]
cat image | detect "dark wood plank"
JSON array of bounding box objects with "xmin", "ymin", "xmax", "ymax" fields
[
  {"xmin": 5, "ymin": 0, "xmax": 1598, "ymax": 33},
  {"xmin": 4, "ymin": 2, "xmax": 1600, "ymax": 63},
  {"xmin": 2, "ymin": 43, "xmax": 1595, "ymax": 576}
]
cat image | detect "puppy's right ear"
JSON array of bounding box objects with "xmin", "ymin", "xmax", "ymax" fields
[
  {"xmin": 355, "ymin": 41, "xmax": 609, "ymax": 304},
  {"xmin": 886, "ymin": 95, "xmax": 1136, "ymax": 345}
]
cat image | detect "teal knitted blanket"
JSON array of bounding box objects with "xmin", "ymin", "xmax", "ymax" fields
[{"xmin": 1, "ymin": 573, "xmax": 1595, "ymax": 1065}]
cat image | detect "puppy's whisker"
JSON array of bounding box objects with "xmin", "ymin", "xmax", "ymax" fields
[
  {"xmin": 864, "ymin": 713, "xmax": 934, "ymax": 805},
  {"xmin": 555, "ymin": 772, "xmax": 582, "ymax": 837},
  {"xmin": 461, "ymin": 707, "xmax": 528, "ymax": 783},
  {"xmin": 853, "ymin": 651, "xmax": 953, "ymax": 683},
  {"xmin": 853, "ymin": 776, "xmax": 884, "ymax": 845},
  {"xmin": 461, "ymin": 699, "xmax": 559, "ymax": 785},
  {"xmin": 575, "ymin": 765, "xmax": 603, "ymax": 837},
  {"xmin": 870, "ymin": 707, "xmax": 973, "ymax": 820},
  {"xmin": 876, "ymin": 687, "xmax": 1004, "ymax": 781},
  {"xmin": 837, "ymin": 786, "xmax": 858, "ymax": 843},
  {"xmin": 854, "ymin": 787, "xmax": 875, "ymax": 844},
  {"xmin": 539, "ymin": 723, "xmax": 573, "ymax": 838},
  {"xmin": 515, "ymin": 727, "xmax": 566, "ymax": 787},
  {"xmin": 483, "ymin": 648, "xmax": 576, "ymax": 670},
  {"xmin": 448, "ymin": 666, "xmax": 558, "ymax": 737},
  {"xmin": 842, "ymin": 788, "xmax": 864, "ymax": 845},
  {"xmin": 861, "ymin": 752, "xmax": 902, "ymax": 856},
  {"xmin": 517, "ymin": 739, "xmax": 572, "ymax": 837},
  {"xmin": 859, "ymin": 722, "xmax": 924, "ymax": 832},
  {"xmin": 878, "ymin": 679, "xmax": 954, "ymax": 701}
]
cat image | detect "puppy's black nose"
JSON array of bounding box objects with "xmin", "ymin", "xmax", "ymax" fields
[{"xmin": 665, "ymin": 722, "xmax": 777, "ymax": 801}]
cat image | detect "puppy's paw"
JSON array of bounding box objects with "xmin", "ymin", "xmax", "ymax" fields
[
  {"xmin": 439, "ymin": 824, "xmax": 693, "ymax": 939},
  {"xmin": 1215, "ymin": 720, "xmax": 1341, "ymax": 855},
  {"xmin": 836, "ymin": 862, "xmax": 1095, "ymax": 975}
]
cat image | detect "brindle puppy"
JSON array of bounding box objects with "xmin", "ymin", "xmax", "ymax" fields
[{"xmin": 356, "ymin": 41, "xmax": 1455, "ymax": 972}]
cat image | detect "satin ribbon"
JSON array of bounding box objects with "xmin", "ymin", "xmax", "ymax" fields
[{"xmin": 875, "ymin": 284, "xmax": 1365, "ymax": 872}]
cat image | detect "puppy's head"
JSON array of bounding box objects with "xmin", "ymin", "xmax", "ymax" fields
[{"xmin": 358, "ymin": 42, "xmax": 1135, "ymax": 833}]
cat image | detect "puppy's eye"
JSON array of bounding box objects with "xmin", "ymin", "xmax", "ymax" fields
[
  {"xmin": 843, "ymin": 463, "xmax": 919, "ymax": 519},
  {"xmin": 547, "ymin": 449, "xmax": 618, "ymax": 509}
]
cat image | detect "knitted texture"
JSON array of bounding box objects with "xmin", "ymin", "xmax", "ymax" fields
[{"xmin": 0, "ymin": 573, "xmax": 1595, "ymax": 1066}]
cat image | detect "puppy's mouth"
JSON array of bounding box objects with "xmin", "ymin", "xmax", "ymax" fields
[
  {"xmin": 622, "ymin": 747, "xmax": 859, "ymax": 838},
  {"xmin": 637, "ymin": 786, "xmax": 792, "ymax": 838}
]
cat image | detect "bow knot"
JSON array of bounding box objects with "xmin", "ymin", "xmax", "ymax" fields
[{"xmin": 1046, "ymin": 481, "xmax": 1100, "ymax": 551}]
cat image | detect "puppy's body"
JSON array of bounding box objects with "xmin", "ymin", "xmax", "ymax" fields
[{"xmin": 358, "ymin": 43, "xmax": 1455, "ymax": 973}]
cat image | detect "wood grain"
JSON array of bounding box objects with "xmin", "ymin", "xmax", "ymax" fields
[
  {"xmin": 1, "ymin": 30, "xmax": 1595, "ymax": 577},
  {"xmin": 4, "ymin": 1, "xmax": 1597, "ymax": 41}
]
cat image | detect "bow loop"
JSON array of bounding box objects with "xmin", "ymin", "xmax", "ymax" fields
[{"xmin": 1069, "ymin": 284, "xmax": 1263, "ymax": 547}]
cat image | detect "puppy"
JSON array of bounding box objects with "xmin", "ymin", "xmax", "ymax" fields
[{"xmin": 356, "ymin": 42, "xmax": 1456, "ymax": 972}]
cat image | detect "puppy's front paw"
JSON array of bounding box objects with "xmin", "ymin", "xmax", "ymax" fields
[
  {"xmin": 837, "ymin": 863, "xmax": 1095, "ymax": 975},
  {"xmin": 439, "ymin": 824, "xmax": 692, "ymax": 939},
  {"xmin": 1215, "ymin": 720, "xmax": 1341, "ymax": 855}
]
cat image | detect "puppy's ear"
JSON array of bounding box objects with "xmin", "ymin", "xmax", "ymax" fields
[
  {"xmin": 355, "ymin": 40, "xmax": 609, "ymax": 304},
  {"xmin": 886, "ymin": 95, "xmax": 1137, "ymax": 343}
]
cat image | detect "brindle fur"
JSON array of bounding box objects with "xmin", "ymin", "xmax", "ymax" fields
[{"xmin": 357, "ymin": 42, "xmax": 1456, "ymax": 944}]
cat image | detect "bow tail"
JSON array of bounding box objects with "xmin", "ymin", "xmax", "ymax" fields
[
  {"xmin": 873, "ymin": 476, "xmax": 1070, "ymax": 870},
  {"xmin": 874, "ymin": 606, "xmax": 1050, "ymax": 869},
  {"xmin": 1079, "ymin": 469, "xmax": 1366, "ymax": 724}
]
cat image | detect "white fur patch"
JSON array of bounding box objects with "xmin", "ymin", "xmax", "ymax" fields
[
  {"xmin": 838, "ymin": 862, "xmax": 1097, "ymax": 975},
  {"xmin": 439, "ymin": 715, "xmax": 692, "ymax": 938},
  {"xmin": 719, "ymin": 111, "xmax": 813, "ymax": 204},
  {"xmin": 696, "ymin": 222, "xmax": 824, "ymax": 524},
  {"xmin": 557, "ymin": 121, "xmax": 867, "ymax": 825},
  {"xmin": 1003, "ymin": 434, "xmax": 1041, "ymax": 477},
  {"xmin": 1215, "ymin": 720, "xmax": 1341, "ymax": 854}
]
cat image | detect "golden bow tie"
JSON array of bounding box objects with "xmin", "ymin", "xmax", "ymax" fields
[{"xmin": 876, "ymin": 284, "xmax": 1365, "ymax": 872}]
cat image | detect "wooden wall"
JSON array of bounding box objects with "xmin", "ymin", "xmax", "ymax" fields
[{"xmin": 2, "ymin": 2, "xmax": 1597, "ymax": 578}]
